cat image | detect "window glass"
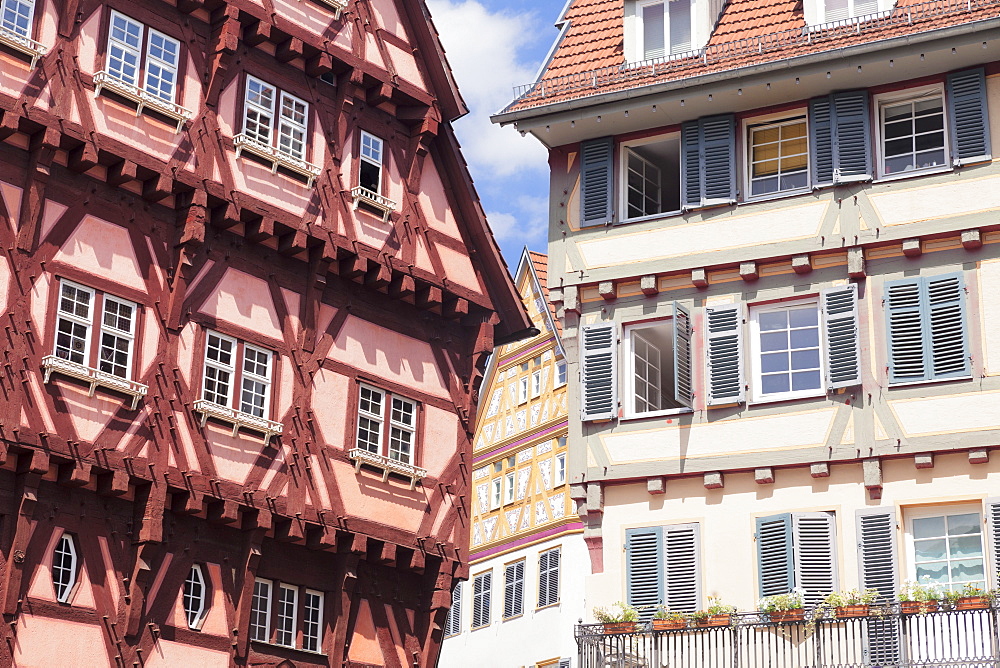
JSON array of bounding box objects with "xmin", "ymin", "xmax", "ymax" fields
[
  {"xmin": 1, "ymin": 0, "xmax": 35, "ymax": 38},
  {"xmin": 881, "ymin": 96, "xmax": 946, "ymax": 175},
  {"xmin": 641, "ymin": 1, "xmax": 664, "ymax": 60},
  {"xmin": 276, "ymin": 585, "xmax": 297, "ymax": 647},
  {"xmin": 912, "ymin": 512, "xmax": 985, "ymax": 591},
  {"xmin": 56, "ymin": 282, "xmax": 93, "ymax": 365},
  {"xmin": 357, "ymin": 385, "xmax": 384, "ymax": 454},
  {"xmin": 359, "ymin": 132, "xmax": 384, "ymax": 193},
  {"xmin": 303, "ymin": 590, "xmax": 323, "ymax": 652},
  {"xmin": 52, "ymin": 534, "xmax": 77, "ymax": 603},
  {"xmin": 278, "ymin": 92, "xmax": 308, "ymax": 160},
  {"xmin": 389, "ymin": 397, "xmax": 415, "ymax": 464},
  {"xmin": 244, "ymin": 77, "xmax": 276, "ymax": 144},
  {"xmin": 107, "ymin": 12, "xmax": 142, "ymax": 86},
  {"xmin": 183, "ymin": 565, "xmax": 207, "ymax": 629},
  {"xmin": 624, "ymin": 138, "xmax": 681, "ymax": 220},
  {"xmin": 250, "ymin": 579, "xmax": 271, "ymax": 642},
  {"xmin": 749, "ymin": 119, "xmax": 808, "ymax": 196},
  {"xmin": 757, "ymin": 305, "xmax": 821, "ymax": 395},
  {"xmin": 203, "ymin": 333, "xmax": 235, "ymax": 407},
  {"xmin": 144, "ymin": 30, "xmax": 179, "ymax": 102},
  {"xmin": 240, "ymin": 345, "xmax": 271, "ymax": 417}
]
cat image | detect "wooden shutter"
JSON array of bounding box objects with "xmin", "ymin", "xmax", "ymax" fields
[
  {"xmin": 832, "ymin": 90, "xmax": 872, "ymax": 182},
  {"xmin": 472, "ymin": 572, "xmax": 491, "ymax": 628},
  {"xmin": 705, "ymin": 304, "xmax": 744, "ymax": 406},
  {"xmin": 580, "ymin": 137, "xmax": 614, "ymax": 227},
  {"xmin": 857, "ymin": 507, "xmax": 900, "ymax": 664},
  {"xmin": 756, "ymin": 513, "xmax": 793, "ymax": 598},
  {"xmin": 539, "ymin": 548, "xmax": 560, "ymax": 607},
  {"xmin": 672, "ymin": 301, "xmax": 693, "ymax": 409},
  {"xmin": 580, "ymin": 323, "xmax": 617, "ymax": 421},
  {"xmin": 822, "ymin": 284, "xmax": 861, "ymax": 389},
  {"xmin": 663, "ymin": 524, "xmax": 700, "ymax": 613},
  {"xmin": 702, "ymin": 114, "xmax": 737, "ymax": 204},
  {"xmin": 446, "ymin": 582, "xmax": 462, "ymax": 635},
  {"xmin": 947, "ymin": 67, "xmax": 991, "ymax": 165},
  {"xmin": 986, "ymin": 498, "xmax": 1000, "ymax": 589},
  {"xmin": 626, "ymin": 526, "xmax": 663, "ymax": 618},
  {"xmin": 926, "ymin": 273, "xmax": 969, "ymax": 379},
  {"xmin": 680, "ymin": 120, "xmax": 701, "ymax": 207},
  {"xmin": 809, "ymin": 95, "xmax": 834, "ymax": 186},
  {"xmin": 792, "ymin": 512, "xmax": 837, "ymax": 608},
  {"xmin": 504, "ymin": 561, "xmax": 524, "ymax": 618},
  {"xmin": 885, "ymin": 277, "xmax": 926, "ymax": 383}
]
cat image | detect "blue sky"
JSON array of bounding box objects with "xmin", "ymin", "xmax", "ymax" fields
[{"xmin": 427, "ymin": 0, "xmax": 567, "ymax": 271}]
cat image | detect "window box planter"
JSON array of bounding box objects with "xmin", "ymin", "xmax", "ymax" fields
[
  {"xmin": 41, "ymin": 355, "xmax": 148, "ymax": 409},
  {"xmin": 348, "ymin": 447, "xmax": 426, "ymax": 490},
  {"xmin": 93, "ymin": 70, "xmax": 193, "ymax": 132},
  {"xmin": 900, "ymin": 601, "xmax": 939, "ymax": 614},
  {"xmin": 602, "ymin": 622, "xmax": 638, "ymax": 634},
  {"xmin": 651, "ymin": 619, "xmax": 687, "ymax": 631},
  {"xmin": 768, "ymin": 609, "xmax": 805, "ymax": 623},
  {"xmin": 234, "ymin": 133, "xmax": 321, "ymax": 186},
  {"xmin": 192, "ymin": 399, "xmax": 283, "ymax": 442},
  {"xmin": 955, "ymin": 596, "xmax": 990, "ymax": 610},
  {"xmin": 835, "ymin": 604, "xmax": 870, "ymax": 618},
  {"xmin": 693, "ymin": 614, "xmax": 731, "ymax": 627}
]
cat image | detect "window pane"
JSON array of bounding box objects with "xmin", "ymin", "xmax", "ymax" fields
[
  {"xmin": 915, "ymin": 562, "xmax": 948, "ymax": 584},
  {"xmin": 790, "ymin": 348, "xmax": 820, "ymax": 370},
  {"xmin": 758, "ymin": 311, "xmax": 787, "ymax": 331},
  {"xmin": 761, "ymin": 352, "xmax": 789, "ymax": 373},
  {"xmin": 359, "ymin": 160, "xmax": 381, "ymax": 193},
  {"xmin": 99, "ymin": 333, "xmax": 130, "ymax": 377},
  {"xmin": 947, "ymin": 513, "xmax": 981, "ymax": 536},
  {"xmin": 950, "ymin": 535, "xmax": 984, "ymax": 559},
  {"xmin": 789, "ymin": 327, "xmax": 819, "ymax": 349},
  {"xmin": 951, "ymin": 559, "xmax": 985, "ymax": 583},
  {"xmin": 788, "ymin": 307, "xmax": 818, "ymax": 328},
  {"xmin": 56, "ymin": 320, "xmax": 89, "ymax": 364},
  {"xmin": 761, "ymin": 374, "xmax": 789, "ymax": 394},
  {"xmin": 760, "ymin": 331, "xmax": 787, "ymax": 352},
  {"xmin": 913, "ymin": 516, "xmax": 946, "ymax": 539},
  {"xmin": 203, "ymin": 366, "xmax": 231, "ymax": 406},
  {"xmin": 914, "ymin": 538, "xmax": 946, "ymax": 561},
  {"xmin": 2, "ymin": 0, "xmax": 34, "ymax": 38},
  {"xmin": 791, "ymin": 370, "xmax": 821, "ymax": 391}
]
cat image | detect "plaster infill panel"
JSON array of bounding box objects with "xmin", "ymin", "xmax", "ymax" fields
[
  {"xmin": 889, "ymin": 390, "xmax": 1000, "ymax": 437},
  {"xmin": 13, "ymin": 616, "xmax": 112, "ymax": 668},
  {"xmin": 600, "ymin": 408, "xmax": 836, "ymax": 464},
  {"xmin": 311, "ymin": 367, "xmax": 351, "ymax": 447},
  {"xmin": 198, "ymin": 268, "xmax": 282, "ymax": 341},
  {"xmin": 143, "ymin": 641, "xmax": 229, "ymax": 668},
  {"xmin": 52, "ymin": 215, "xmax": 146, "ymax": 292},
  {"xmin": 576, "ymin": 201, "xmax": 828, "ymax": 269},
  {"xmin": 271, "ymin": 0, "xmax": 338, "ymax": 38},
  {"xmin": 868, "ymin": 174, "xmax": 1000, "ymax": 227},
  {"xmin": 980, "ymin": 259, "xmax": 1000, "ymax": 375},
  {"xmin": 421, "ymin": 405, "xmax": 461, "ymax": 478}
]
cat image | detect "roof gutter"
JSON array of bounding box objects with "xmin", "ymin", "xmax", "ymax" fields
[{"xmin": 492, "ymin": 17, "xmax": 1000, "ymax": 126}]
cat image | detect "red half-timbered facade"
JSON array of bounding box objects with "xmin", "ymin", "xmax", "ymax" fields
[{"xmin": 0, "ymin": 0, "xmax": 531, "ymax": 665}]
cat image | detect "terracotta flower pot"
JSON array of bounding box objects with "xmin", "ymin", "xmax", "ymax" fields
[
  {"xmin": 836, "ymin": 604, "xmax": 870, "ymax": 618},
  {"xmin": 956, "ymin": 596, "xmax": 990, "ymax": 610},
  {"xmin": 900, "ymin": 601, "xmax": 939, "ymax": 614},
  {"xmin": 768, "ymin": 609, "xmax": 805, "ymax": 623},
  {"xmin": 602, "ymin": 622, "xmax": 638, "ymax": 634},
  {"xmin": 705, "ymin": 614, "xmax": 731, "ymax": 627},
  {"xmin": 651, "ymin": 619, "xmax": 687, "ymax": 630}
]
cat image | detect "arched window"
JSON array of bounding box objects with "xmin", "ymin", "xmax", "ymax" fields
[
  {"xmin": 52, "ymin": 533, "xmax": 78, "ymax": 603},
  {"xmin": 183, "ymin": 565, "xmax": 208, "ymax": 629}
]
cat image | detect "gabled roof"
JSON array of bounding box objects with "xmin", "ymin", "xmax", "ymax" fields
[
  {"xmin": 526, "ymin": 250, "xmax": 562, "ymax": 337},
  {"xmin": 499, "ymin": 0, "xmax": 1000, "ymax": 116}
]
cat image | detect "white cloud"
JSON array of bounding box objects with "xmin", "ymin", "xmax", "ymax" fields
[{"xmin": 485, "ymin": 194, "xmax": 548, "ymax": 245}]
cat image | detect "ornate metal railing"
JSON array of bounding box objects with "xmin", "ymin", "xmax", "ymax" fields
[
  {"xmin": 577, "ymin": 604, "xmax": 1000, "ymax": 667},
  {"xmin": 506, "ymin": 0, "xmax": 1000, "ymax": 111}
]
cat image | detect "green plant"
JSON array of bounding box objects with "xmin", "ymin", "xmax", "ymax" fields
[
  {"xmin": 652, "ymin": 606, "xmax": 686, "ymax": 622},
  {"xmin": 705, "ymin": 596, "xmax": 737, "ymax": 615},
  {"xmin": 593, "ymin": 601, "xmax": 639, "ymax": 624},
  {"xmin": 824, "ymin": 588, "xmax": 879, "ymax": 607},
  {"xmin": 759, "ymin": 592, "xmax": 804, "ymax": 613},
  {"xmin": 898, "ymin": 581, "xmax": 942, "ymax": 603},
  {"xmin": 958, "ymin": 582, "xmax": 992, "ymax": 599}
]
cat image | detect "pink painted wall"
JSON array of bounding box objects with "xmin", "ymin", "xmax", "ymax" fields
[{"xmin": 13, "ymin": 616, "xmax": 112, "ymax": 668}]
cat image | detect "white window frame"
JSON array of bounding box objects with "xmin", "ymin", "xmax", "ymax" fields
[
  {"xmin": 52, "ymin": 533, "xmax": 78, "ymax": 604},
  {"xmin": 903, "ymin": 503, "xmax": 988, "ymax": 594},
  {"xmin": 472, "ymin": 571, "xmax": 492, "ymax": 629},
  {"xmin": 623, "ymin": 318, "xmax": 690, "ymax": 420},
  {"xmin": 277, "ymin": 90, "xmax": 309, "ymax": 161},
  {"xmin": 243, "ymin": 75, "xmax": 276, "ymax": 146},
  {"xmin": 531, "ymin": 370, "xmax": 542, "ymax": 399},
  {"xmin": 356, "ymin": 384, "xmax": 385, "ymax": 455},
  {"xmin": 143, "ymin": 27, "xmax": 180, "ymax": 103},
  {"xmin": 555, "ymin": 453, "xmax": 567, "ymax": 487},
  {"xmin": 748, "ymin": 297, "xmax": 826, "ymax": 404},
  {"xmin": 1, "ymin": 0, "xmax": 35, "ymax": 39},
  {"xmin": 242, "ymin": 76, "xmax": 310, "ymax": 162},
  {"xmin": 250, "ymin": 578, "xmax": 272, "ymax": 642},
  {"xmin": 874, "ymin": 85, "xmax": 949, "ymax": 181},
  {"xmin": 359, "ymin": 131, "xmax": 385, "ymax": 195},
  {"xmin": 55, "ymin": 280, "xmax": 95, "ymax": 367},
  {"xmin": 618, "ymin": 134, "xmax": 683, "ymax": 224},
  {"xmin": 106, "ymin": 10, "xmax": 143, "ymax": 87},
  {"xmin": 388, "ymin": 395, "xmax": 416, "ymax": 465},
  {"xmin": 54, "ymin": 280, "xmax": 139, "ymax": 381},
  {"xmin": 302, "ymin": 589, "xmax": 324, "ymax": 652},
  {"xmin": 555, "ymin": 361, "xmax": 567, "ymax": 388},
  {"xmin": 202, "ymin": 331, "xmax": 238, "ymax": 409},
  {"xmin": 105, "ymin": 11, "xmax": 180, "ymax": 103},
  {"xmin": 504, "ymin": 471, "xmax": 515, "ymax": 505},
  {"xmin": 99, "ymin": 294, "xmax": 137, "ymax": 379},
  {"xmin": 240, "ymin": 343, "xmax": 273, "ymax": 419},
  {"xmin": 490, "ymin": 477, "xmax": 502, "ymax": 511},
  {"xmin": 633, "ymin": 0, "xmax": 694, "ymax": 61},
  {"xmin": 183, "ymin": 564, "xmax": 208, "ymax": 630},
  {"xmin": 276, "ymin": 584, "xmax": 298, "ymax": 648},
  {"xmin": 743, "ymin": 113, "xmax": 810, "ymax": 201},
  {"xmin": 356, "ymin": 384, "xmax": 419, "ymax": 466},
  {"xmin": 518, "ymin": 376, "xmax": 528, "ymax": 404},
  {"xmin": 538, "ymin": 547, "xmax": 561, "ymax": 608}
]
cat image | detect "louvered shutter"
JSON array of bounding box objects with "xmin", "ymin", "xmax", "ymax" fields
[
  {"xmin": 472, "ymin": 572, "xmax": 491, "ymax": 628},
  {"xmin": 446, "ymin": 582, "xmax": 462, "ymax": 635},
  {"xmin": 580, "ymin": 137, "xmax": 614, "ymax": 227},
  {"xmin": 885, "ymin": 277, "xmax": 926, "ymax": 383},
  {"xmin": 680, "ymin": 120, "xmax": 701, "ymax": 207},
  {"xmin": 947, "ymin": 67, "xmax": 991, "ymax": 165},
  {"xmin": 705, "ymin": 304, "xmax": 744, "ymax": 406},
  {"xmin": 702, "ymin": 114, "xmax": 737, "ymax": 203},
  {"xmin": 668, "ymin": 0, "xmax": 692, "ymax": 53},
  {"xmin": 539, "ymin": 548, "xmax": 560, "ymax": 607},
  {"xmin": 832, "ymin": 90, "xmax": 872, "ymax": 182},
  {"xmin": 663, "ymin": 524, "xmax": 700, "ymax": 612},
  {"xmin": 809, "ymin": 95, "xmax": 834, "ymax": 186},
  {"xmin": 756, "ymin": 513, "xmax": 794, "ymax": 598},
  {"xmin": 857, "ymin": 508, "xmax": 900, "ymax": 664},
  {"xmin": 672, "ymin": 302, "xmax": 694, "ymax": 409},
  {"xmin": 504, "ymin": 561, "xmax": 524, "ymax": 618},
  {"xmin": 822, "ymin": 284, "xmax": 861, "ymax": 389},
  {"xmin": 926, "ymin": 273, "xmax": 968, "ymax": 379},
  {"xmin": 854, "ymin": 0, "xmax": 878, "ymax": 15},
  {"xmin": 626, "ymin": 527, "xmax": 663, "ymax": 619},
  {"xmin": 986, "ymin": 498, "xmax": 1000, "ymax": 589},
  {"xmin": 580, "ymin": 323, "xmax": 617, "ymax": 421},
  {"xmin": 792, "ymin": 512, "xmax": 837, "ymax": 607}
]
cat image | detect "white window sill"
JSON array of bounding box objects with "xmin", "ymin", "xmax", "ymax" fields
[
  {"xmin": 234, "ymin": 133, "xmax": 321, "ymax": 186},
  {"xmin": 0, "ymin": 24, "xmax": 47, "ymax": 67},
  {"xmin": 192, "ymin": 398, "xmax": 283, "ymax": 441},
  {"xmin": 617, "ymin": 209, "xmax": 684, "ymax": 226},
  {"xmin": 250, "ymin": 640, "xmax": 326, "ymax": 656},
  {"xmin": 348, "ymin": 447, "xmax": 426, "ymax": 489},
  {"xmin": 887, "ymin": 374, "xmax": 972, "ymax": 390},
  {"xmin": 874, "ymin": 165, "xmax": 952, "ymax": 184},
  {"xmin": 41, "ymin": 355, "xmax": 148, "ymax": 409},
  {"xmin": 748, "ymin": 389, "xmax": 826, "ymax": 407},
  {"xmin": 620, "ymin": 407, "xmax": 693, "ymax": 422},
  {"xmin": 350, "ymin": 186, "xmax": 397, "ymax": 221},
  {"xmin": 745, "ymin": 187, "xmax": 812, "ymax": 204},
  {"xmin": 93, "ymin": 71, "xmax": 193, "ymax": 132}
]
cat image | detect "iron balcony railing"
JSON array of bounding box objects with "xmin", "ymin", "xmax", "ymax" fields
[
  {"xmin": 577, "ymin": 603, "xmax": 1000, "ymax": 667},
  {"xmin": 506, "ymin": 0, "xmax": 1000, "ymax": 112}
]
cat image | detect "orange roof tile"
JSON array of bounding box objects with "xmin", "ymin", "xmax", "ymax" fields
[{"xmin": 527, "ymin": 251, "xmax": 563, "ymax": 336}]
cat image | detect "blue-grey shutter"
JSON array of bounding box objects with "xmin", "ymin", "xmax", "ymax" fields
[
  {"xmin": 832, "ymin": 90, "xmax": 872, "ymax": 182},
  {"xmin": 681, "ymin": 120, "xmax": 701, "ymax": 207},
  {"xmin": 705, "ymin": 303, "xmax": 744, "ymax": 406},
  {"xmin": 504, "ymin": 560, "xmax": 524, "ymax": 618},
  {"xmin": 539, "ymin": 548, "xmax": 560, "ymax": 607},
  {"xmin": 472, "ymin": 572, "xmax": 492, "ymax": 628},
  {"xmin": 947, "ymin": 67, "xmax": 991, "ymax": 165},
  {"xmin": 809, "ymin": 95, "xmax": 834, "ymax": 186},
  {"xmin": 701, "ymin": 114, "xmax": 737, "ymax": 204},
  {"xmin": 672, "ymin": 301, "xmax": 693, "ymax": 409},
  {"xmin": 792, "ymin": 512, "xmax": 837, "ymax": 608},
  {"xmin": 580, "ymin": 323, "xmax": 617, "ymax": 421},
  {"xmin": 626, "ymin": 526, "xmax": 663, "ymax": 619},
  {"xmin": 986, "ymin": 498, "xmax": 1000, "ymax": 589},
  {"xmin": 446, "ymin": 581, "xmax": 462, "ymax": 635},
  {"xmin": 925, "ymin": 272, "xmax": 968, "ymax": 379},
  {"xmin": 663, "ymin": 523, "xmax": 700, "ymax": 613},
  {"xmin": 885, "ymin": 277, "xmax": 926, "ymax": 383},
  {"xmin": 857, "ymin": 507, "xmax": 900, "ymax": 664},
  {"xmin": 580, "ymin": 137, "xmax": 614, "ymax": 227},
  {"xmin": 822, "ymin": 284, "xmax": 861, "ymax": 389},
  {"xmin": 757, "ymin": 513, "xmax": 794, "ymax": 598}
]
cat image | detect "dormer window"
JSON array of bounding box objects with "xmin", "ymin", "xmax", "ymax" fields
[
  {"xmin": 625, "ymin": 0, "xmax": 723, "ymax": 65},
  {"xmin": 824, "ymin": 0, "xmax": 878, "ymax": 21}
]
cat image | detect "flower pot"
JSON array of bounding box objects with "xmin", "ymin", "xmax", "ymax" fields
[
  {"xmin": 836, "ymin": 604, "xmax": 870, "ymax": 618},
  {"xmin": 602, "ymin": 622, "xmax": 638, "ymax": 634},
  {"xmin": 768, "ymin": 609, "xmax": 805, "ymax": 623},
  {"xmin": 651, "ymin": 619, "xmax": 687, "ymax": 631},
  {"xmin": 705, "ymin": 614, "xmax": 731, "ymax": 627},
  {"xmin": 956, "ymin": 596, "xmax": 990, "ymax": 610},
  {"xmin": 900, "ymin": 601, "xmax": 938, "ymax": 614}
]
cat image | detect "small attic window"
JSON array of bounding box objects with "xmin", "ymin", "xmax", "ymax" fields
[
  {"xmin": 624, "ymin": 0, "xmax": 724, "ymax": 65},
  {"xmin": 804, "ymin": 0, "xmax": 894, "ymax": 26}
]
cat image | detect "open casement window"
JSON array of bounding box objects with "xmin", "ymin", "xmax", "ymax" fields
[
  {"xmin": 856, "ymin": 507, "xmax": 900, "ymax": 663},
  {"xmin": 538, "ymin": 548, "xmax": 560, "ymax": 608},
  {"xmin": 625, "ymin": 524, "xmax": 700, "ymax": 620},
  {"xmin": 355, "ymin": 384, "xmax": 419, "ymax": 466},
  {"xmin": 622, "ymin": 136, "xmax": 681, "ymax": 222},
  {"xmin": 884, "ymin": 273, "xmax": 969, "ymax": 384},
  {"xmin": 504, "ymin": 560, "xmax": 525, "ymax": 619},
  {"xmin": 202, "ymin": 332, "xmax": 275, "ymax": 419},
  {"xmin": 1, "ymin": 0, "xmax": 35, "ymax": 39},
  {"xmin": 359, "ymin": 131, "xmax": 384, "ymax": 195},
  {"xmin": 756, "ymin": 512, "xmax": 837, "ymax": 606},
  {"xmin": 746, "ymin": 116, "xmax": 809, "ymax": 198},
  {"xmin": 946, "ymin": 68, "xmax": 991, "ymax": 165},
  {"xmin": 624, "ymin": 309, "xmax": 693, "ymax": 418},
  {"xmin": 445, "ymin": 582, "xmax": 462, "ymax": 636},
  {"xmin": 809, "ymin": 90, "xmax": 872, "ymax": 186},
  {"xmin": 580, "ymin": 137, "xmax": 613, "ymax": 227},
  {"xmin": 183, "ymin": 565, "xmax": 208, "ymax": 629},
  {"xmin": 105, "ymin": 11, "xmax": 181, "ymax": 103},
  {"xmin": 681, "ymin": 114, "xmax": 736, "ymax": 208},
  {"xmin": 52, "ymin": 533, "xmax": 78, "ymax": 603},
  {"xmin": 580, "ymin": 323, "xmax": 617, "ymax": 421},
  {"xmin": 241, "ymin": 76, "xmax": 310, "ymax": 162},
  {"xmin": 472, "ymin": 571, "xmax": 492, "ymax": 629}
]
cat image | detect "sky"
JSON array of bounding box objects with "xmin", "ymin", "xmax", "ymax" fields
[{"xmin": 426, "ymin": 0, "xmax": 568, "ymax": 271}]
